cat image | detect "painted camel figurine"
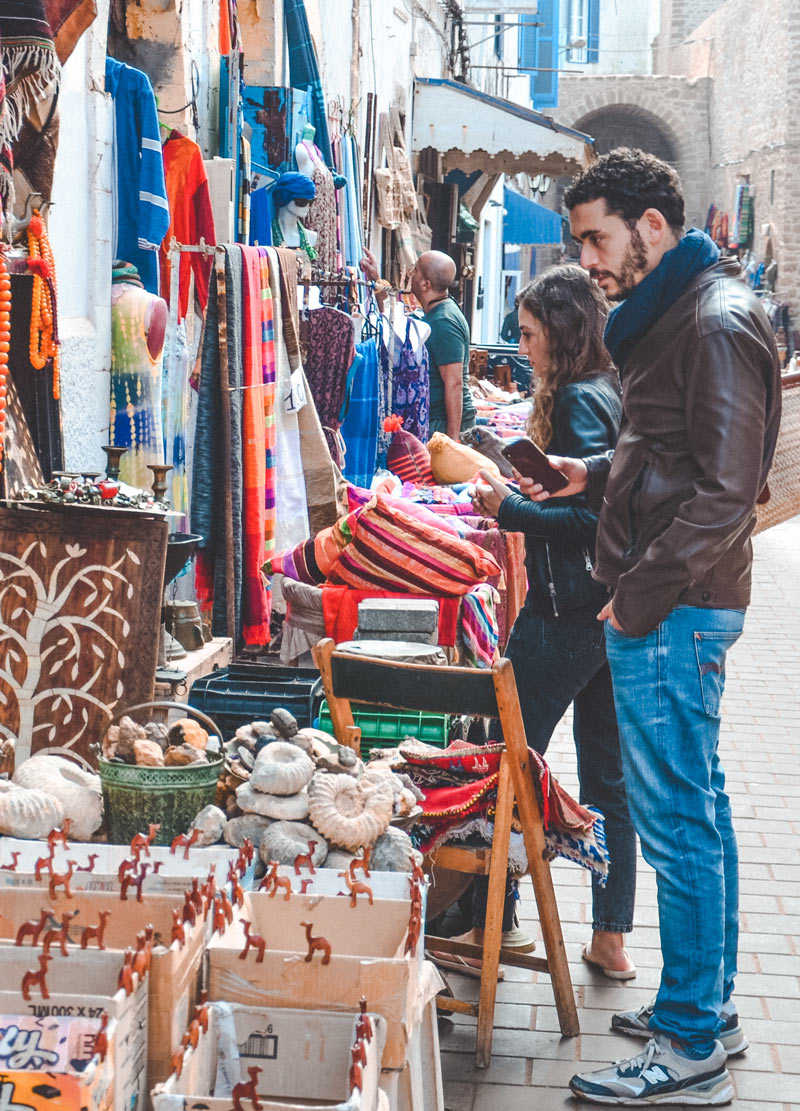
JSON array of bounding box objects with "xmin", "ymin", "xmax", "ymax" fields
[
  {"xmin": 349, "ymin": 847, "xmax": 371, "ymax": 880},
  {"xmin": 0, "ymin": 850, "xmax": 20, "ymax": 872},
  {"xmin": 15, "ymin": 909, "xmax": 51, "ymax": 947},
  {"xmin": 232, "ymin": 1066, "xmax": 263, "ymax": 1111},
  {"xmin": 49, "ymin": 860, "xmax": 76, "ymax": 899},
  {"xmin": 171, "ymin": 907, "xmax": 186, "ymax": 948},
  {"xmin": 293, "ymin": 840, "xmax": 318, "ymax": 876},
  {"xmin": 356, "ymin": 997, "xmax": 373, "ymax": 1042},
  {"xmin": 239, "ymin": 920, "xmax": 266, "ymax": 963},
  {"xmin": 21, "ymin": 954, "xmax": 52, "ymax": 1001},
  {"xmin": 338, "ymin": 870, "xmax": 374, "ymax": 908},
  {"xmin": 300, "ymin": 921, "xmax": 331, "ymax": 965},
  {"xmin": 130, "ymin": 823, "xmax": 161, "ymax": 861},
  {"xmin": 170, "ymin": 827, "xmax": 200, "ymax": 860},
  {"xmin": 265, "ymin": 861, "xmax": 292, "ymax": 901},
  {"xmin": 120, "ymin": 863, "xmax": 150, "ymax": 903},
  {"xmin": 42, "ymin": 910, "xmax": 78, "ymax": 957},
  {"xmin": 80, "ymin": 910, "xmax": 111, "ymax": 951},
  {"xmin": 76, "ymin": 854, "xmax": 99, "ymax": 873}
]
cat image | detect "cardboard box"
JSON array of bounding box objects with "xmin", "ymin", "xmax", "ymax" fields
[
  {"xmin": 379, "ymin": 993, "xmax": 444, "ymax": 1111},
  {"xmin": 0, "ymin": 887, "xmax": 216, "ymax": 1089},
  {"xmin": 0, "ymin": 948, "xmax": 148, "ymax": 1111},
  {"xmin": 0, "ymin": 836, "xmax": 255, "ymax": 897},
  {"xmin": 207, "ymin": 877, "xmax": 439, "ymax": 1070},
  {"xmin": 153, "ymin": 1002, "xmax": 386, "ymax": 1111},
  {"xmin": 0, "ymin": 1012, "xmax": 118, "ymax": 1111}
]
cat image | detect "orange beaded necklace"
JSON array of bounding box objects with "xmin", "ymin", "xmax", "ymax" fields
[{"xmin": 27, "ymin": 210, "xmax": 60, "ymax": 400}]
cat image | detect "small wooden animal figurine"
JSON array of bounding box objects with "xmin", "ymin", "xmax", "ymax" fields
[
  {"xmin": 212, "ymin": 896, "xmax": 227, "ymax": 935},
  {"xmin": 182, "ymin": 891, "xmax": 197, "ymax": 927},
  {"xmin": 21, "ymin": 954, "xmax": 52, "ymax": 1001},
  {"xmin": 189, "ymin": 878, "xmax": 204, "ymax": 914},
  {"xmin": 117, "ymin": 857, "xmax": 136, "ymax": 885},
  {"xmin": 195, "ymin": 993, "xmax": 210, "ymax": 1034},
  {"xmin": 120, "ymin": 863, "xmax": 150, "ymax": 903},
  {"xmin": 300, "ymin": 921, "xmax": 331, "ymax": 965},
  {"xmin": 201, "ymin": 866, "xmax": 217, "ymax": 914},
  {"xmin": 239, "ymin": 920, "xmax": 266, "ymax": 963},
  {"xmin": 152, "ymin": 860, "xmax": 164, "ymax": 874},
  {"xmin": 48, "ymin": 820, "xmax": 71, "ymax": 853},
  {"xmin": 42, "ymin": 910, "xmax": 77, "ymax": 957},
  {"xmin": 0, "ymin": 850, "xmax": 20, "ymax": 871},
  {"xmin": 264, "ymin": 861, "xmax": 292, "ymax": 901},
  {"xmin": 132, "ymin": 929, "xmax": 153, "ymax": 978},
  {"xmin": 349, "ymin": 847, "xmax": 371, "ymax": 880},
  {"xmin": 293, "ymin": 840, "xmax": 318, "ymax": 876},
  {"xmin": 241, "ymin": 838, "xmax": 255, "ymax": 865},
  {"xmin": 34, "ymin": 852, "xmax": 53, "ymax": 883},
  {"xmin": 348, "ymin": 1059, "xmax": 363, "ymax": 1095},
  {"xmin": 356, "ymin": 997, "xmax": 373, "ymax": 1042},
  {"xmin": 171, "ymin": 908, "xmax": 186, "ymax": 948},
  {"xmin": 49, "ymin": 860, "xmax": 76, "ymax": 899},
  {"xmin": 130, "ymin": 823, "xmax": 160, "ymax": 861},
  {"xmin": 118, "ymin": 948, "xmax": 134, "ymax": 995},
  {"xmin": 15, "ymin": 909, "xmax": 51, "ymax": 947},
  {"xmin": 169, "ymin": 1046, "xmax": 185, "ymax": 1079},
  {"xmin": 186, "ymin": 1018, "xmax": 201, "ymax": 1050},
  {"xmin": 231, "ymin": 871, "xmax": 244, "ymax": 909},
  {"xmin": 232, "ymin": 1066, "xmax": 262, "ymax": 1111},
  {"xmin": 351, "ymin": 1039, "xmax": 368, "ymax": 1068},
  {"xmin": 80, "ymin": 909, "xmax": 111, "ymax": 950},
  {"xmin": 404, "ymin": 910, "xmax": 422, "ymax": 958},
  {"xmin": 76, "ymin": 854, "xmax": 99, "ymax": 873},
  {"xmin": 92, "ymin": 1013, "xmax": 109, "ymax": 1062},
  {"xmin": 299, "ymin": 879, "xmax": 313, "ymax": 895},
  {"xmin": 170, "ymin": 826, "xmax": 200, "ymax": 860},
  {"xmin": 220, "ymin": 888, "xmax": 234, "ymax": 924},
  {"xmin": 338, "ymin": 871, "xmax": 374, "ymax": 908},
  {"xmin": 411, "ymin": 859, "xmax": 425, "ymax": 886}
]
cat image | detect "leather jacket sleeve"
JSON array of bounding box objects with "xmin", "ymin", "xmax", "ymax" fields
[{"xmin": 612, "ymin": 329, "xmax": 771, "ymax": 636}]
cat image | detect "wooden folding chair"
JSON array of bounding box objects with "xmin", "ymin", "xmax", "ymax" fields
[{"xmin": 314, "ymin": 638, "xmax": 579, "ymax": 1068}]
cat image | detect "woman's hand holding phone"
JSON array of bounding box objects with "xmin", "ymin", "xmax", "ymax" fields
[{"xmin": 515, "ymin": 455, "xmax": 588, "ymax": 501}]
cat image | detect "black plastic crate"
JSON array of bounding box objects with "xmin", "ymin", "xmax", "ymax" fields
[{"xmin": 188, "ymin": 663, "xmax": 324, "ymax": 741}]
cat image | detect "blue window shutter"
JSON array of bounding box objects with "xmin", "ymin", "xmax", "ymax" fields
[
  {"xmin": 524, "ymin": 0, "xmax": 559, "ymax": 110},
  {"xmin": 587, "ymin": 0, "xmax": 600, "ymax": 63}
]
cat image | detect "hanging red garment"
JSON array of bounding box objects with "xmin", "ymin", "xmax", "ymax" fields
[{"xmin": 159, "ymin": 131, "xmax": 216, "ymax": 321}]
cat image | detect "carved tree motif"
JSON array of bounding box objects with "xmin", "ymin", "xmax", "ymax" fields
[{"xmin": 0, "ymin": 507, "xmax": 167, "ymax": 765}]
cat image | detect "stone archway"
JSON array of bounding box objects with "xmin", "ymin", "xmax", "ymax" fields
[{"xmin": 573, "ymin": 104, "xmax": 679, "ymax": 165}]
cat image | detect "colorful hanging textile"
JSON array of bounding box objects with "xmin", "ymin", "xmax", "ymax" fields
[
  {"xmin": 105, "ymin": 58, "xmax": 170, "ymax": 294},
  {"xmin": 110, "ymin": 282, "xmax": 166, "ymax": 489},
  {"xmin": 44, "ymin": 0, "xmax": 96, "ymax": 63},
  {"xmin": 283, "ymin": 0, "xmax": 333, "ymax": 168},
  {"xmin": 300, "ymin": 305, "xmax": 354, "ymax": 466},
  {"xmin": 238, "ymin": 133, "xmax": 251, "ymax": 243},
  {"xmin": 257, "ymin": 248, "xmax": 277, "ymax": 567},
  {"xmin": 340, "ymin": 338, "xmax": 379, "ymax": 488},
  {"xmin": 160, "ymin": 317, "xmax": 189, "ymax": 527},
  {"xmin": 239, "ymin": 245, "xmax": 270, "ymax": 645},
  {"xmin": 160, "ymin": 131, "xmax": 216, "ymax": 321},
  {"xmin": 461, "ymin": 583, "xmax": 500, "ymax": 668}
]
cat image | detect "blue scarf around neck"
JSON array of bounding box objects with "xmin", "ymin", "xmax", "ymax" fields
[{"xmin": 603, "ymin": 228, "xmax": 720, "ymax": 371}]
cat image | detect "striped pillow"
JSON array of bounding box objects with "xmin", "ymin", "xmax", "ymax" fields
[
  {"xmin": 327, "ymin": 494, "xmax": 501, "ymax": 596},
  {"xmin": 262, "ymin": 506, "xmax": 361, "ymax": 584}
]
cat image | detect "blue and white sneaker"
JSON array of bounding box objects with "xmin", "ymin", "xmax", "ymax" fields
[
  {"xmin": 611, "ymin": 998, "xmax": 748, "ymax": 1057},
  {"xmin": 569, "ymin": 1033, "xmax": 733, "ymax": 1105}
]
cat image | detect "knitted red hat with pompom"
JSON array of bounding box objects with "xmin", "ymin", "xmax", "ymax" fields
[{"xmin": 383, "ymin": 415, "xmax": 434, "ymax": 485}]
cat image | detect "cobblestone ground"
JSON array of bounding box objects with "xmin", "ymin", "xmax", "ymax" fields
[{"xmin": 440, "ymin": 515, "xmax": 800, "ymax": 1110}]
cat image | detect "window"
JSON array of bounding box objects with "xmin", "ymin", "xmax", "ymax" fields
[
  {"xmin": 494, "ymin": 13, "xmax": 503, "ymax": 59},
  {"xmin": 518, "ymin": 0, "xmax": 559, "ymax": 110},
  {"xmin": 566, "ymin": 0, "xmax": 599, "ymax": 64}
]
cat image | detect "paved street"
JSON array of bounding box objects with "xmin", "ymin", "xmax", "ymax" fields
[{"xmin": 440, "ymin": 514, "xmax": 800, "ymax": 1110}]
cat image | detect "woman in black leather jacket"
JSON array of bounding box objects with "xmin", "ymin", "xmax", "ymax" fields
[{"xmin": 473, "ymin": 265, "xmax": 637, "ymax": 978}]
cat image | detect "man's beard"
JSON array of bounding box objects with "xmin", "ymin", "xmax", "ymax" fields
[{"xmin": 594, "ymin": 226, "xmax": 649, "ymax": 302}]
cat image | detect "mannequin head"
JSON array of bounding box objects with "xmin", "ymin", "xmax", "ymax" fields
[
  {"xmin": 273, "ymin": 171, "xmax": 316, "ymax": 213},
  {"xmin": 301, "ymin": 123, "xmax": 316, "ymax": 141}
]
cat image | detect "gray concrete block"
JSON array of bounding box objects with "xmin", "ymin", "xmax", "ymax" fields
[
  {"xmin": 357, "ymin": 597, "xmax": 439, "ymax": 633},
  {"xmin": 354, "ymin": 626, "xmax": 437, "ymax": 645}
]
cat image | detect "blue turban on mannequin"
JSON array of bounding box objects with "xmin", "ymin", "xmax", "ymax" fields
[{"xmin": 272, "ymin": 172, "xmax": 316, "ymax": 210}]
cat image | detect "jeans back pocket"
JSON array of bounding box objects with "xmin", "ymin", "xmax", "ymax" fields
[{"xmin": 693, "ymin": 630, "xmax": 742, "ymax": 717}]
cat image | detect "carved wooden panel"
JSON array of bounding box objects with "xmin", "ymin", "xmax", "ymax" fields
[{"xmin": 0, "ymin": 504, "xmax": 167, "ymax": 766}]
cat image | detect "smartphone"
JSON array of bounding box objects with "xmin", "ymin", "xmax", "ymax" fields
[{"xmin": 501, "ymin": 437, "xmax": 570, "ymax": 493}]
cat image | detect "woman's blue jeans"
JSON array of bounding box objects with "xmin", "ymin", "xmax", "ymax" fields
[
  {"xmin": 475, "ymin": 606, "xmax": 636, "ymax": 935},
  {"xmin": 605, "ymin": 605, "xmax": 745, "ymax": 1051}
]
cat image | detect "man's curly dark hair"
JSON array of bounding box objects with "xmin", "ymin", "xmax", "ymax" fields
[{"xmin": 564, "ymin": 148, "xmax": 685, "ymax": 234}]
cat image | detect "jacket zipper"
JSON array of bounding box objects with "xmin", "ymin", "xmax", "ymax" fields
[
  {"xmin": 624, "ymin": 459, "xmax": 650, "ymax": 558},
  {"xmin": 582, "ymin": 547, "xmax": 593, "ymax": 572},
  {"xmin": 545, "ymin": 540, "xmax": 559, "ymax": 617}
]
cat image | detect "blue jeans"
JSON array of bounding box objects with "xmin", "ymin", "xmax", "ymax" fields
[
  {"xmin": 477, "ymin": 607, "xmax": 636, "ymax": 934},
  {"xmin": 605, "ymin": 605, "xmax": 745, "ymax": 1051}
]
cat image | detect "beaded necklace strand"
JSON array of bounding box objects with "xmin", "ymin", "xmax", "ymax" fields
[
  {"xmin": 0, "ymin": 255, "xmax": 9, "ymax": 472},
  {"xmin": 27, "ymin": 210, "xmax": 60, "ymax": 400}
]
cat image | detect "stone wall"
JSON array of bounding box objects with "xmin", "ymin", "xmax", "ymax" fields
[{"xmin": 552, "ymin": 74, "xmax": 712, "ymax": 228}]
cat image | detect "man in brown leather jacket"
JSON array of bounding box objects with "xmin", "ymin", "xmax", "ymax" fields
[{"xmin": 524, "ymin": 150, "xmax": 781, "ymax": 1105}]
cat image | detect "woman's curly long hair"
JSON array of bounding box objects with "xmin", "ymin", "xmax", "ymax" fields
[{"xmin": 518, "ymin": 265, "xmax": 615, "ymax": 449}]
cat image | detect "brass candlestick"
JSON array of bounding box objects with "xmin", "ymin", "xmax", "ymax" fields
[
  {"xmin": 101, "ymin": 445, "xmax": 128, "ymax": 482},
  {"xmin": 147, "ymin": 464, "xmax": 173, "ymax": 502}
]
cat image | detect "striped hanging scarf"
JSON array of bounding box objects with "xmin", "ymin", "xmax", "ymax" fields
[
  {"xmin": 257, "ymin": 247, "xmax": 277, "ymax": 565},
  {"xmin": 0, "ymin": 0, "xmax": 59, "ymax": 208}
]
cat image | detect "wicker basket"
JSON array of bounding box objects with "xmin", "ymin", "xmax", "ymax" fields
[
  {"xmin": 755, "ymin": 377, "xmax": 800, "ymax": 534},
  {"xmin": 98, "ymin": 701, "xmax": 223, "ymax": 845}
]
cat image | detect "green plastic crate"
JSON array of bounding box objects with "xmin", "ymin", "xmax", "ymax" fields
[{"xmin": 316, "ymin": 700, "xmax": 450, "ymax": 756}]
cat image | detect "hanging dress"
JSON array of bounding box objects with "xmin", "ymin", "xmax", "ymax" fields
[
  {"xmin": 302, "ymin": 148, "xmax": 338, "ymax": 273},
  {"xmin": 110, "ymin": 283, "xmax": 166, "ymax": 489}
]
